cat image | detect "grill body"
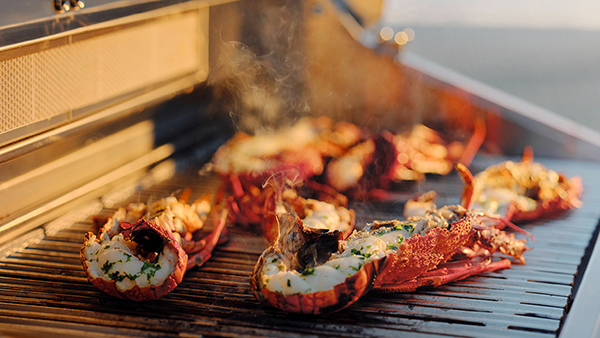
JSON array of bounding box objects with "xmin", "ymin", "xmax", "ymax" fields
[{"xmin": 1, "ymin": 0, "xmax": 600, "ymax": 337}]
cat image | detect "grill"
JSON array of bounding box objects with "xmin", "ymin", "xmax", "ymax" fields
[
  {"xmin": 0, "ymin": 154, "xmax": 597, "ymax": 337},
  {"xmin": 2, "ymin": 0, "xmax": 600, "ymax": 337}
]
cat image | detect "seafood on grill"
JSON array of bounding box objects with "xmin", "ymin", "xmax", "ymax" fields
[
  {"xmin": 325, "ymin": 123, "xmax": 485, "ymax": 199},
  {"xmin": 324, "ymin": 132, "xmax": 397, "ymax": 196},
  {"xmin": 213, "ymin": 117, "xmax": 481, "ymax": 203},
  {"xmin": 456, "ymin": 148, "xmax": 583, "ymax": 223},
  {"xmin": 81, "ymin": 193, "xmax": 228, "ymax": 300},
  {"xmin": 251, "ymin": 198, "xmax": 528, "ymax": 312},
  {"xmin": 95, "ymin": 194, "xmax": 217, "ymax": 260},
  {"xmin": 370, "ymin": 192, "xmax": 531, "ymax": 293},
  {"xmin": 369, "ymin": 202, "xmax": 527, "ymax": 292},
  {"xmin": 228, "ymin": 179, "xmax": 355, "ymax": 243},
  {"xmin": 212, "ymin": 116, "xmax": 364, "ymax": 188},
  {"xmin": 81, "ymin": 219, "xmax": 188, "ymax": 301},
  {"xmin": 250, "ymin": 210, "xmax": 386, "ymax": 314}
]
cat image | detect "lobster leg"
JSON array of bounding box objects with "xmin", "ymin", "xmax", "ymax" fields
[
  {"xmin": 459, "ymin": 118, "xmax": 486, "ymax": 168},
  {"xmin": 186, "ymin": 208, "xmax": 229, "ymax": 270},
  {"xmin": 456, "ymin": 163, "xmax": 475, "ymax": 210},
  {"xmin": 375, "ymin": 254, "xmax": 511, "ymax": 293}
]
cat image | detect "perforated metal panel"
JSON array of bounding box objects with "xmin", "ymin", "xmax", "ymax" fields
[{"xmin": 0, "ymin": 4, "xmax": 208, "ymax": 143}]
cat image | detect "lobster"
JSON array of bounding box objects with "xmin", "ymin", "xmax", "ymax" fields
[
  {"xmin": 456, "ymin": 148, "xmax": 583, "ymax": 224},
  {"xmin": 227, "ymin": 174, "xmax": 355, "ymax": 243},
  {"xmin": 81, "ymin": 193, "xmax": 228, "ymax": 301},
  {"xmin": 251, "ymin": 200, "xmax": 528, "ymax": 313}
]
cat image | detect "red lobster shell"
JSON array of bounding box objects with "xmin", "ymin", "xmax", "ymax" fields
[
  {"xmin": 372, "ymin": 215, "xmax": 474, "ymax": 289},
  {"xmin": 373, "ymin": 202, "xmax": 528, "ymax": 293}
]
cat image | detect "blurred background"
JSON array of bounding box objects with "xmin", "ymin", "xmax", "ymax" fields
[{"xmin": 381, "ymin": 0, "xmax": 600, "ymax": 132}]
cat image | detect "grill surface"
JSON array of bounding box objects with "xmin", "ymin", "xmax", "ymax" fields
[{"xmin": 0, "ymin": 156, "xmax": 598, "ymax": 337}]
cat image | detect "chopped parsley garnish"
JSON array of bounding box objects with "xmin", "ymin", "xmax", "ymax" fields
[
  {"xmin": 141, "ymin": 261, "xmax": 161, "ymax": 273},
  {"xmin": 101, "ymin": 260, "xmax": 116, "ymax": 274},
  {"xmin": 104, "ymin": 245, "xmax": 111, "ymax": 250},
  {"xmin": 301, "ymin": 268, "xmax": 315, "ymax": 276},
  {"xmin": 397, "ymin": 236, "xmax": 405, "ymax": 244},
  {"xmin": 287, "ymin": 279, "xmax": 291, "ymax": 287},
  {"xmin": 374, "ymin": 229, "xmax": 387, "ymax": 236},
  {"xmin": 351, "ymin": 248, "xmax": 371, "ymax": 259},
  {"xmin": 277, "ymin": 265, "xmax": 284, "ymax": 271},
  {"xmin": 141, "ymin": 261, "xmax": 162, "ymax": 281},
  {"xmin": 386, "ymin": 243, "xmax": 398, "ymax": 251},
  {"xmin": 108, "ymin": 272, "xmax": 126, "ymax": 282},
  {"xmin": 333, "ymin": 264, "xmax": 341, "ymax": 270},
  {"xmin": 146, "ymin": 269, "xmax": 157, "ymax": 281},
  {"xmin": 271, "ymin": 258, "xmax": 279, "ymax": 264},
  {"xmin": 126, "ymin": 273, "xmax": 138, "ymax": 280},
  {"xmin": 124, "ymin": 253, "xmax": 132, "ymax": 262},
  {"xmin": 350, "ymin": 266, "xmax": 359, "ymax": 271},
  {"xmin": 403, "ymin": 223, "xmax": 415, "ymax": 233}
]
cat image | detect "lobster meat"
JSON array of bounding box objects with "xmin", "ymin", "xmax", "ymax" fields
[
  {"xmin": 324, "ymin": 123, "xmax": 483, "ymax": 199},
  {"xmin": 81, "ymin": 219, "xmax": 188, "ymax": 301},
  {"xmin": 212, "ymin": 116, "xmax": 364, "ymax": 189},
  {"xmin": 81, "ymin": 193, "xmax": 228, "ymax": 300},
  {"xmin": 456, "ymin": 148, "xmax": 583, "ymax": 224},
  {"xmin": 228, "ymin": 178, "xmax": 355, "ymax": 244},
  {"xmin": 251, "ymin": 209, "xmax": 386, "ymax": 314}
]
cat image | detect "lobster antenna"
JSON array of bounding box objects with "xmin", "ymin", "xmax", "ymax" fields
[{"xmin": 455, "ymin": 163, "xmax": 474, "ymax": 209}]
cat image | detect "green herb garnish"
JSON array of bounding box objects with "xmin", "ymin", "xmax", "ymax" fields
[
  {"xmin": 101, "ymin": 260, "xmax": 116, "ymax": 274},
  {"xmin": 108, "ymin": 272, "xmax": 126, "ymax": 282},
  {"xmin": 141, "ymin": 261, "xmax": 162, "ymax": 281},
  {"xmin": 301, "ymin": 268, "xmax": 315, "ymax": 276}
]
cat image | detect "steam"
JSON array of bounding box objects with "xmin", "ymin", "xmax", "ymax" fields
[{"xmin": 208, "ymin": 2, "xmax": 308, "ymax": 134}]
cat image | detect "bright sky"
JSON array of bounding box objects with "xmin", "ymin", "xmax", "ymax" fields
[{"xmin": 382, "ymin": 0, "xmax": 600, "ymax": 30}]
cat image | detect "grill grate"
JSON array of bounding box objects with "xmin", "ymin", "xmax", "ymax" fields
[{"xmin": 0, "ymin": 157, "xmax": 598, "ymax": 337}]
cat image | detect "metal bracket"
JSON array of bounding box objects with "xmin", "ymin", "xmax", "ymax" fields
[{"xmin": 53, "ymin": 0, "xmax": 84, "ymax": 13}]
